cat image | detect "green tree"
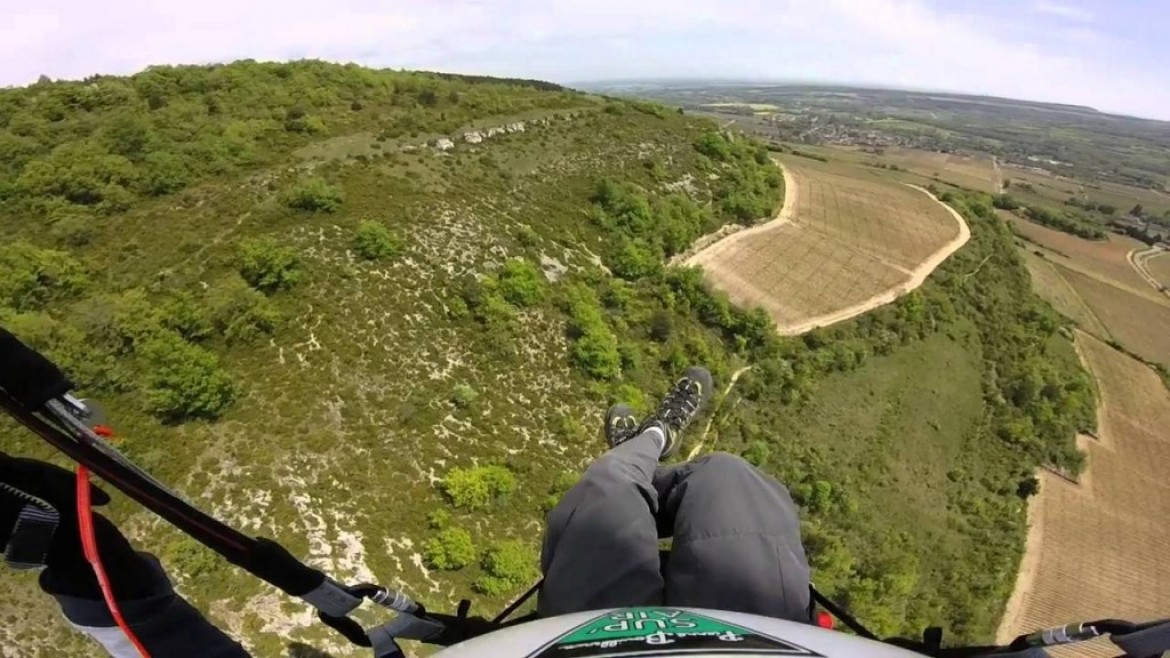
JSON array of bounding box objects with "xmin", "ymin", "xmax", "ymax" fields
[
  {"xmin": 141, "ymin": 332, "xmax": 236, "ymax": 422},
  {"xmin": 140, "ymin": 151, "xmax": 189, "ymax": 196},
  {"xmin": 991, "ymin": 194, "xmax": 1019, "ymax": 210},
  {"xmin": 1017, "ymin": 475, "xmax": 1041, "ymax": 499},
  {"xmin": 610, "ymin": 239, "xmax": 662, "ymax": 280},
  {"xmin": 423, "ymin": 528, "xmax": 476, "ymax": 570},
  {"xmin": 352, "ymin": 220, "xmax": 402, "ymax": 261},
  {"xmin": 239, "ymin": 239, "xmax": 302, "ymax": 293}
]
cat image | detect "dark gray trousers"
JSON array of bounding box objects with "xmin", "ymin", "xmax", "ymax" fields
[{"xmin": 539, "ymin": 432, "xmax": 811, "ymax": 621}]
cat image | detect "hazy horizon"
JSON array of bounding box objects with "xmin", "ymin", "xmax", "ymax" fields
[{"xmin": 5, "ymin": 0, "xmax": 1169, "ymax": 121}]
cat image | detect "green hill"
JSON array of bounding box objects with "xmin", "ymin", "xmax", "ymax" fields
[{"xmin": 0, "ymin": 61, "xmax": 1094, "ymax": 656}]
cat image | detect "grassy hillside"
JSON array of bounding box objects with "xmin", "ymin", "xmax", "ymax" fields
[{"xmin": 0, "ymin": 61, "xmax": 1093, "ymax": 655}]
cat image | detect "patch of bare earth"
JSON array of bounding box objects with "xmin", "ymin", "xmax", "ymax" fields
[{"xmin": 687, "ymin": 159, "xmax": 968, "ymax": 336}]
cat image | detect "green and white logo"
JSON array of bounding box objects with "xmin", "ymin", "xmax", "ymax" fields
[{"xmin": 529, "ymin": 608, "xmax": 820, "ymax": 658}]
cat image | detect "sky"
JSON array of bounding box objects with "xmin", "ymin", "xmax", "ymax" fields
[{"xmin": 3, "ymin": 0, "xmax": 1169, "ymax": 120}]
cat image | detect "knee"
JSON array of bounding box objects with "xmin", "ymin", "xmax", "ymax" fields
[{"xmin": 695, "ymin": 452, "xmax": 753, "ymax": 475}]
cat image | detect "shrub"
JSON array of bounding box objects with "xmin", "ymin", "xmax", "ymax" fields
[
  {"xmin": 451, "ymin": 383, "xmax": 478, "ymax": 409},
  {"xmin": 472, "ymin": 541, "xmax": 538, "ymax": 595},
  {"xmin": 423, "ymin": 528, "xmax": 476, "ymax": 570},
  {"xmin": 439, "ymin": 465, "xmax": 517, "ymax": 510},
  {"xmin": 427, "ymin": 509, "xmax": 450, "ymax": 530},
  {"xmin": 693, "ymin": 132, "xmax": 732, "ymax": 161},
  {"xmin": 239, "ymin": 239, "xmax": 302, "ymax": 293},
  {"xmin": 286, "ymin": 178, "xmax": 344, "ymax": 213},
  {"xmin": 497, "ymin": 258, "xmax": 544, "ymax": 306},
  {"xmin": 141, "ymin": 332, "xmax": 236, "ymax": 422},
  {"xmin": 566, "ymin": 285, "xmax": 621, "ymax": 379},
  {"xmin": 140, "ymin": 151, "xmax": 189, "ymax": 196},
  {"xmin": 541, "ymin": 472, "xmax": 580, "ymax": 512},
  {"xmin": 742, "ymin": 441, "xmax": 771, "ymax": 467},
  {"xmin": 353, "ymin": 220, "xmax": 402, "ymax": 261},
  {"xmin": 571, "ymin": 330, "xmax": 621, "ymax": 380},
  {"xmin": 207, "ymin": 276, "xmax": 280, "ymax": 343},
  {"xmin": 160, "ymin": 291, "xmax": 211, "ymax": 342},
  {"xmin": 0, "ymin": 242, "xmax": 88, "ymax": 311}
]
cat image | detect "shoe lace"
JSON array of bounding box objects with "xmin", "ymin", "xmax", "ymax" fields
[{"xmin": 659, "ymin": 380, "xmax": 699, "ymax": 428}]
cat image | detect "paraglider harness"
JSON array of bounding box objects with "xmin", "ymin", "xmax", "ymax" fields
[{"xmin": 1, "ymin": 327, "xmax": 1167, "ymax": 658}]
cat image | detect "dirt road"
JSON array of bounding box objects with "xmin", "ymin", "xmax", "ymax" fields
[
  {"xmin": 680, "ymin": 161, "xmax": 799, "ymax": 268},
  {"xmin": 1127, "ymin": 246, "xmax": 1169, "ymax": 299},
  {"xmin": 686, "ymin": 364, "xmax": 753, "ymax": 459},
  {"xmin": 768, "ymin": 185, "xmax": 970, "ymax": 335}
]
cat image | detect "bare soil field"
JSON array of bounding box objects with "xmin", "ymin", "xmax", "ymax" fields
[
  {"xmin": 688, "ymin": 158, "xmax": 966, "ymax": 334},
  {"xmin": 996, "ymin": 333, "xmax": 1170, "ymax": 655},
  {"xmin": 1009, "ymin": 215, "xmax": 1167, "ymax": 303},
  {"xmin": 1058, "ymin": 265, "xmax": 1170, "ymax": 367},
  {"xmin": 1020, "ymin": 251, "xmax": 1111, "ymax": 339}
]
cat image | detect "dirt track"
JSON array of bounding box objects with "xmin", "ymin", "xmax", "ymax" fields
[
  {"xmin": 681, "ymin": 161, "xmax": 799, "ymax": 268},
  {"xmin": 1128, "ymin": 246, "xmax": 1170, "ymax": 299}
]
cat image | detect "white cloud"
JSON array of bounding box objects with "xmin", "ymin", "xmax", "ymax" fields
[
  {"xmin": 1030, "ymin": 1, "xmax": 1095, "ymax": 23},
  {"xmin": 0, "ymin": 0, "xmax": 1165, "ymax": 119}
]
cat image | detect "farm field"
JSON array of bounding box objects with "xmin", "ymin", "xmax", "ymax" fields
[
  {"xmin": 1020, "ymin": 251, "xmax": 1111, "ymax": 339},
  {"xmin": 1058, "ymin": 266, "xmax": 1170, "ymax": 368},
  {"xmin": 785, "ymin": 145, "xmax": 1000, "ymax": 193},
  {"xmin": 1008, "ymin": 215, "xmax": 1166, "ymax": 302},
  {"xmin": 997, "ymin": 333, "xmax": 1170, "ymax": 655},
  {"xmin": 688, "ymin": 157, "xmax": 966, "ymax": 334},
  {"xmin": 1086, "ymin": 180, "xmax": 1170, "ymax": 219},
  {"xmin": 1138, "ymin": 249, "xmax": 1170, "ymax": 288},
  {"xmin": 876, "ymin": 147, "xmax": 1000, "ymax": 193},
  {"xmin": 1002, "ymin": 166, "xmax": 1083, "ymax": 204}
]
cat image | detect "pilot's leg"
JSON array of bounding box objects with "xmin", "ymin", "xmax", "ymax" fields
[
  {"xmin": 538, "ymin": 428, "xmax": 667, "ymax": 616},
  {"xmin": 659, "ymin": 452, "xmax": 811, "ymax": 620}
]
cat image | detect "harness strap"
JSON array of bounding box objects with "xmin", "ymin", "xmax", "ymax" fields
[
  {"xmin": 1, "ymin": 485, "xmax": 59, "ymax": 569},
  {"xmin": 1112, "ymin": 620, "xmax": 1170, "ymax": 658}
]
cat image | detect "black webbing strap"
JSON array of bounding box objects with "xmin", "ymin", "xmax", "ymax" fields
[
  {"xmin": 0, "ymin": 484, "xmax": 59, "ymax": 569},
  {"xmin": 0, "ymin": 328, "xmax": 73, "ymax": 409},
  {"xmin": 1111, "ymin": 620, "xmax": 1170, "ymax": 658}
]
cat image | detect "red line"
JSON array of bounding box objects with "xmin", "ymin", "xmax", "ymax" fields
[{"xmin": 76, "ymin": 466, "xmax": 152, "ymax": 658}]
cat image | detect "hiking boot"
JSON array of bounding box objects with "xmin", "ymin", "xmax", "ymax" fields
[
  {"xmin": 604, "ymin": 403, "xmax": 641, "ymax": 448},
  {"xmin": 640, "ymin": 366, "xmax": 713, "ymax": 459}
]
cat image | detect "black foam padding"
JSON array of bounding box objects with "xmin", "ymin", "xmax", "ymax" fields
[{"xmin": 0, "ymin": 328, "xmax": 73, "ymax": 409}]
